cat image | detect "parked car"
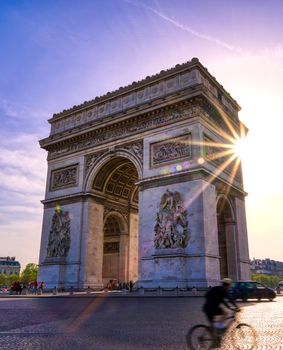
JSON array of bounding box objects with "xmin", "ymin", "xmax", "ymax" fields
[{"xmin": 229, "ymin": 281, "xmax": 276, "ymax": 301}]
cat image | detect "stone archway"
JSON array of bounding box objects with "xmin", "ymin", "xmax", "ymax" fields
[
  {"xmin": 217, "ymin": 196, "xmax": 238, "ymax": 281},
  {"xmin": 86, "ymin": 156, "xmax": 139, "ymax": 287},
  {"xmin": 38, "ymin": 59, "xmax": 251, "ymax": 289}
]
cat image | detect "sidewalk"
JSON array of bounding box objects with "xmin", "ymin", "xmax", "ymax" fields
[{"xmin": 0, "ymin": 288, "xmax": 207, "ymax": 298}]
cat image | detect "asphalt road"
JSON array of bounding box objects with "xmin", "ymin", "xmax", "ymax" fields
[{"xmin": 0, "ymin": 295, "xmax": 282, "ymax": 349}]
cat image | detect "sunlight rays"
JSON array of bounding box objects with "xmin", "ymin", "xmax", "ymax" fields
[{"xmin": 167, "ymin": 112, "xmax": 247, "ymax": 209}]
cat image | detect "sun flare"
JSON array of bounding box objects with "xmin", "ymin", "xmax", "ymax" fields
[{"xmin": 232, "ymin": 136, "xmax": 247, "ymax": 160}]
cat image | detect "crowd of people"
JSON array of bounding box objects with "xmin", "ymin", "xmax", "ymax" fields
[
  {"xmin": 10, "ymin": 281, "xmax": 44, "ymax": 295},
  {"xmin": 106, "ymin": 280, "xmax": 134, "ymax": 292}
]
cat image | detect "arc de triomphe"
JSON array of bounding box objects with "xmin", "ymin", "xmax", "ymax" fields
[{"xmin": 38, "ymin": 58, "xmax": 251, "ymax": 289}]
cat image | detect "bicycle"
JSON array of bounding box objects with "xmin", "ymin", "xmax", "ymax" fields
[{"xmin": 186, "ymin": 309, "xmax": 257, "ymax": 349}]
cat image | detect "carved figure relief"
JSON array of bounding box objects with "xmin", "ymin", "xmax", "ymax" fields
[
  {"xmin": 50, "ymin": 164, "xmax": 78, "ymax": 191},
  {"xmin": 154, "ymin": 190, "xmax": 189, "ymax": 249},
  {"xmin": 85, "ymin": 151, "xmax": 104, "ymax": 175},
  {"xmin": 47, "ymin": 208, "xmax": 71, "ymax": 258},
  {"xmin": 151, "ymin": 134, "xmax": 192, "ymax": 167},
  {"xmin": 123, "ymin": 141, "xmax": 143, "ymax": 164}
]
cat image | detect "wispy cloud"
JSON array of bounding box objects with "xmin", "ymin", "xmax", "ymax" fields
[
  {"xmin": 124, "ymin": 0, "xmax": 243, "ymax": 53},
  {"xmin": 0, "ymin": 97, "xmax": 50, "ymax": 122},
  {"xmin": 0, "ymin": 131, "xmax": 46, "ymax": 225}
]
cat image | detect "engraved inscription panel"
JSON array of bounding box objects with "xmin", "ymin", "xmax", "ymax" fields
[{"xmin": 151, "ymin": 134, "xmax": 192, "ymax": 167}]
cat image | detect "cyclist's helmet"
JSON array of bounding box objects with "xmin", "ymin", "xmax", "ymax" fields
[{"xmin": 221, "ymin": 278, "xmax": 232, "ymax": 286}]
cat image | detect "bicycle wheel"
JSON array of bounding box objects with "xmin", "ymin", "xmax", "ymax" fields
[
  {"xmin": 186, "ymin": 324, "xmax": 215, "ymax": 350},
  {"xmin": 231, "ymin": 323, "xmax": 257, "ymax": 350}
]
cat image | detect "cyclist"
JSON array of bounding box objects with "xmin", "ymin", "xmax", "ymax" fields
[{"xmin": 202, "ymin": 278, "xmax": 239, "ymax": 343}]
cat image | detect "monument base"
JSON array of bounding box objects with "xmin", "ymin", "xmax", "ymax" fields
[
  {"xmin": 138, "ymin": 250, "xmax": 220, "ymax": 288},
  {"xmin": 38, "ymin": 258, "xmax": 80, "ymax": 290}
]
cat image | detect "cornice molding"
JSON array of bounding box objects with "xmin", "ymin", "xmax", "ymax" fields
[{"xmin": 46, "ymin": 58, "xmax": 241, "ymax": 136}]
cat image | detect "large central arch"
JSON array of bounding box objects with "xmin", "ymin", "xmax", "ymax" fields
[{"xmin": 83, "ymin": 155, "xmax": 140, "ymax": 287}]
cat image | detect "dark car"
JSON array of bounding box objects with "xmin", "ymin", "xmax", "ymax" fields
[{"xmin": 230, "ymin": 281, "xmax": 276, "ymax": 301}]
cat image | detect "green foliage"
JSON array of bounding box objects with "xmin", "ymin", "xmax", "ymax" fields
[
  {"xmin": 0, "ymin": 273, "xmax": 7, "ymax": 286},
  {"xmin": 20, "ymin": 263, "xmax": 38, "ymax": 284},
  {"xmin": 0, "ymin": 273, "xmax": 19, "ymax": 287},
  {"xmin": 251, "ymin": 274, "xmax": 281, "ymax": 289},
  {"xmin": 7, "ymin": 274, "xmax": 19, "ymax": 286}
]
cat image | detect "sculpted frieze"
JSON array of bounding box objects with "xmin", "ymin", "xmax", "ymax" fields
[
  {"xmin": 154, "ymin": 190, "xmax": 190, "ymax": 249},
  {"xmin": 50, "ymin": 69, "xmax": 201, "ymax": 135},
  {"xmin": 50, "ymin": 164, "xmax": 78, "ymax": 191},
  {"xmin": 48, "ymin": 105, "xmax": 199, "ymax": 159},
  {"xmin": 151, "ymin": 134, "xmax": 192, "ymax": 167}
]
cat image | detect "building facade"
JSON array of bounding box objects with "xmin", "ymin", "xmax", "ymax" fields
[
  {"xmin": 38, "ymin": 58, "xmax": 251, "ymax": 289},
  {"xmin": 251, "ymin": 258, "xmax": 283, "ymax": 278},
  {"xmin": 0, "ymin": 257, "xmax": 20, "ymax": 275}
]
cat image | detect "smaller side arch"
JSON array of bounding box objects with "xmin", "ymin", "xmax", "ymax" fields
[
  {"xmin": 216, "ymin": 194, "xmax": 235, "ymax": 222},
  {"xmin": 216, "ymin": 194, "xmax": 238, "ymax": 280},
  {"xmin": 103, "ymin": 210, "xmax": 128, "ymax": 235},
  {"xmin": 102, "ymin": 211, "xmax": 129, "ymax": 285}
]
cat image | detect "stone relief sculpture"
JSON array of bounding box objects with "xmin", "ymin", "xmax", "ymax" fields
[
  {"xmin": 50, "ymin": 165, "xmax": 78, "ymax": 191},
  {"xmin": 123, "ymin": 141, "xmax": 143, "ymax": 164},
  {"xmin": 151, "ymin": 134, "xmax": 192, "ymax": 166},
  {"xmin": 47, "ymin": 209, "xmax": 71, "ymax": 258},
  {"xmin": 154, "ymin": 190, "xmax": 189, "ymax": 249}
]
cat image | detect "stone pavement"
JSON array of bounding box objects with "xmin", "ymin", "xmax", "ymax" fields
[{"xmin": 0, "ymin": 294, "xmax": 282, "ymax": 349}]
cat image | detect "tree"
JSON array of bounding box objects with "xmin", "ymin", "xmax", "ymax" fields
[
  {"xmin": 0, "ymin": 273, "xmax": 7, "ymax": 287},
  {"xmin": 20, "ymin": 263, "xmax": 38, "ymax": 284},
  {"xmin": 6, "ymin": 274, "xmax": 20, "ymax": 286},
  {"xmin": 251, "ymin": 274, "xmax": 280, "ymax": 289}
]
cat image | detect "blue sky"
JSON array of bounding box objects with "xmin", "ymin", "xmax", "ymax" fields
[{"xmin": 1, "ymin": 0, "xmax": 283, "ymax": 268}]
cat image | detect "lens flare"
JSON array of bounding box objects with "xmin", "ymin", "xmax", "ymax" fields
[
  {"xmin": 232, "ymin": 136, "xmax": 247, "ymax": 159},
  {"xmin": 55, "ymin": 203, "xmax": 61, "ymax": 213}
]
